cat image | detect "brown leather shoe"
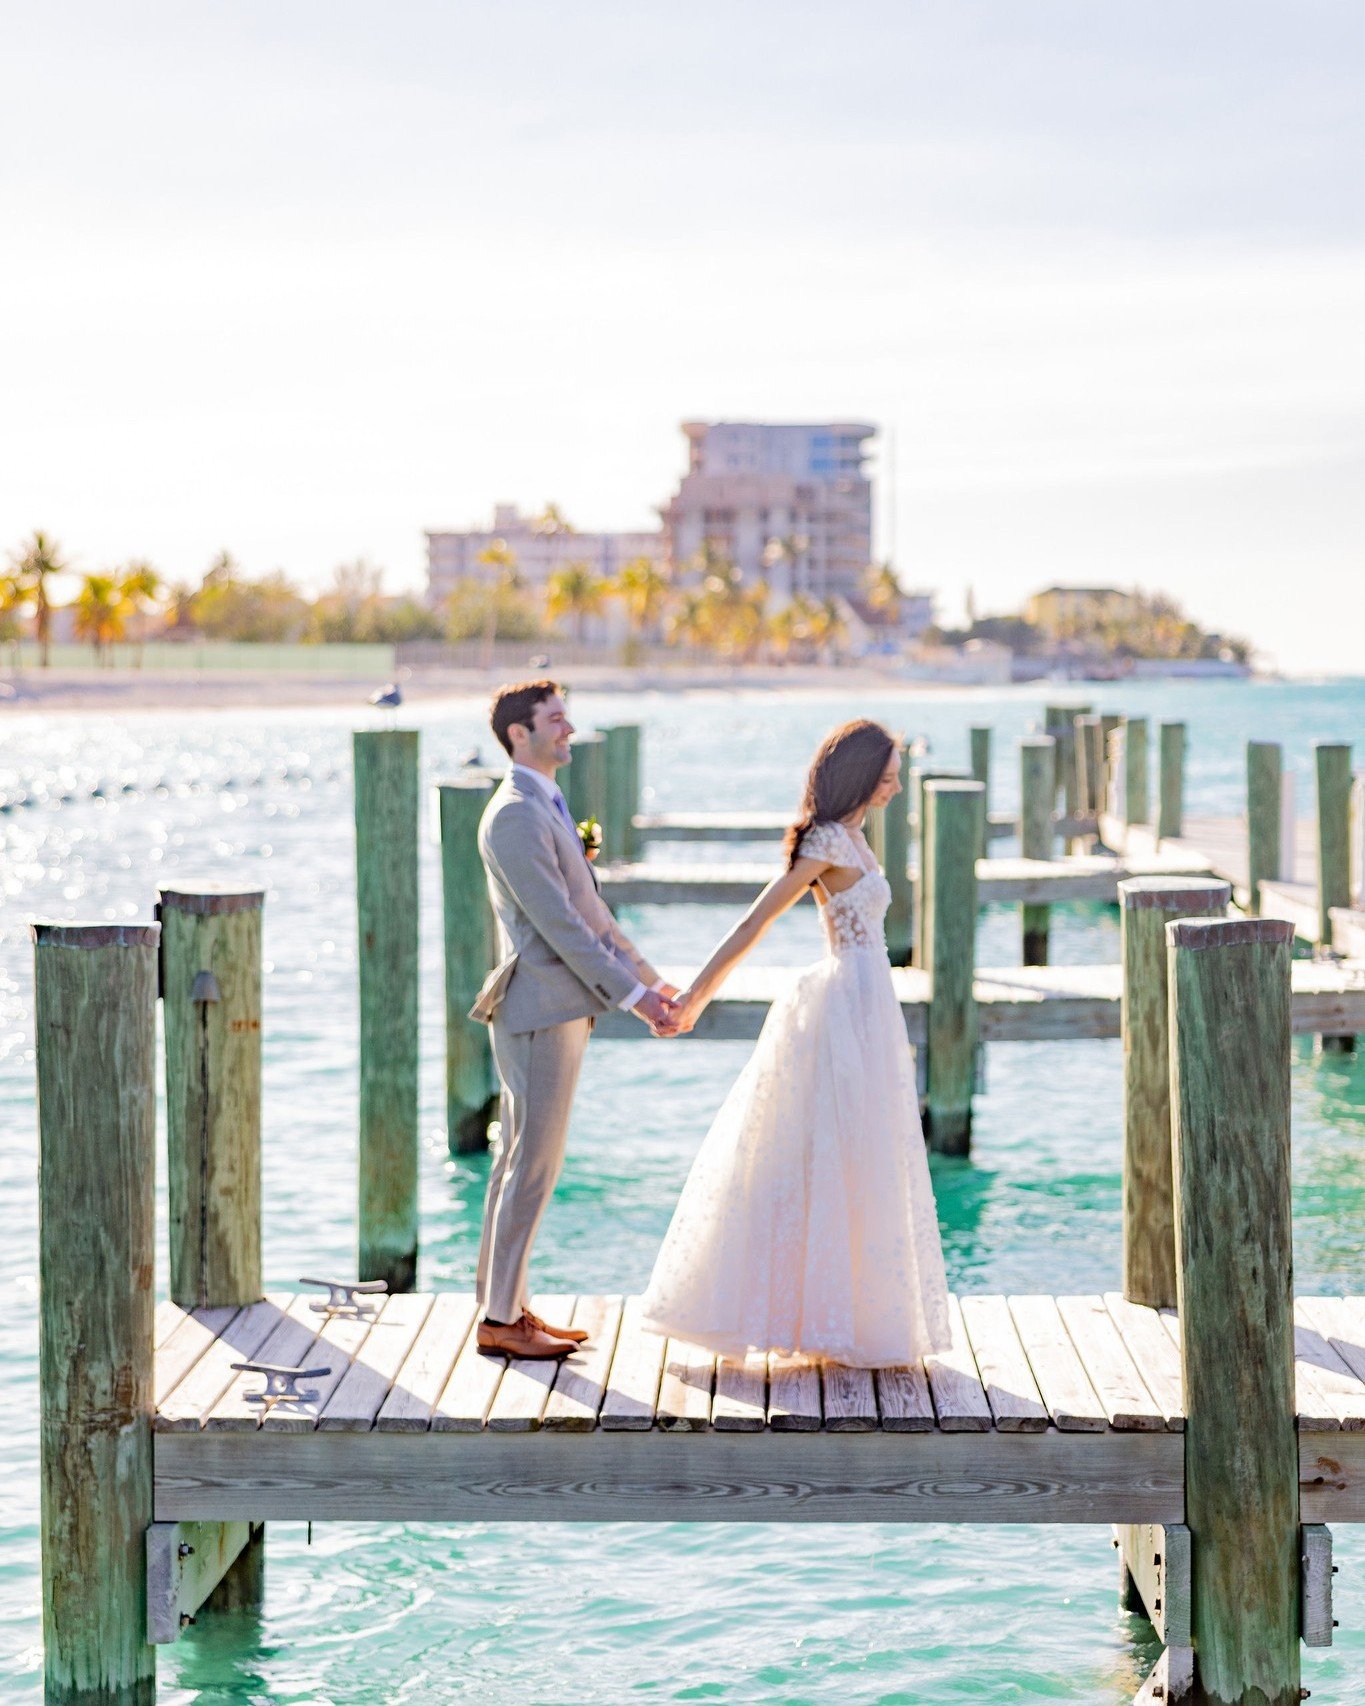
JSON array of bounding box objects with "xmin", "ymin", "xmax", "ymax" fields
[
  {"xmin": 524, "ymin": 1308, "xmax": 589, "ymax": 1344},
  {"xmin": 476, "ymin": 1313, "xmax": 574, "ymax": 1359}
]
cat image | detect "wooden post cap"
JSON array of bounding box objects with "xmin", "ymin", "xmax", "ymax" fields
[
  {"xmin": 436, "ymin": 774, "xmax": 500, "ymax": 793},
  {"xmin": 1166, "ymin": 916, "xmax": 1296, "ymax": 951},
  {"xmin": 1019, "ymin": 735, "xmax": 1057, "ymax": 749},
  {"xmin": 30, "ymin": 920, "xmax": 160, "ymax": 949},
  {"xmin": 1118, "ymin": 876, "xmax": 1231, "ymax": 911},
  {"xmin": 923, "ymin": 779, "xmax": 985, "ymax": 795},
  {"xmin": 158, "ymin": 887, "xmax": 265, "ymax": 915}
]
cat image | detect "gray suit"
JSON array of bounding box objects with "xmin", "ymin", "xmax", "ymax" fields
[{"xmin": 472, "ymin": 768, "xmax": 658, "ymax": 1322}]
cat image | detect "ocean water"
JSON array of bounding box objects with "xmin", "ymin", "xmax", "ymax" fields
[{"xmin": 1, "ymin": 677, "xmax": 1363, "ymax": 1703}]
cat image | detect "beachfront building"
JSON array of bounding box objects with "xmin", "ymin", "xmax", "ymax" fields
[
  {"xmin": 660, "ymin": 421, "xmax": 876, "ymax": 603},
  {"xmin": 425, "ymin": 505, "xmax": 664, "ymax": 608},
  {"xmin": 1024, "ymin": 586, "xmax": 1137, "ymax": 641}
]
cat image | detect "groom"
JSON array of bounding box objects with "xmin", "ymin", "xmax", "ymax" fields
[{"xmin": 470, "ymin": 679, "xmax": 678, "ymax": 1360}]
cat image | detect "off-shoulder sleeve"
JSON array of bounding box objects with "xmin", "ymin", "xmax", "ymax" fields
[{"xmin": 797, "ymin": 821, "xmax": 852, "ymax": 866}]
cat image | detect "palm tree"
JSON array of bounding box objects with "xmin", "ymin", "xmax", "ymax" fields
[
  {"xmin": 531, "ymin": 503, "xmax": 574, "ymax": 539},
  {"xmin": 475, "ymin": 537, "xmax": 520, "ymax": 666},
  {"xmin": 8, "ymin": 530, "xmax": 70, "ymax": 666},
  {"xmin": 610, "ymin": 556, "xmax": 670, "ymax": 639},
  {"xmin": 764, "ymin": 600, "xmax": 806, "ymax": 663},
  {"xmin": 808, "ymin": 597, "xmax": 848, "ymax": 660},
  {"xmin": 666, "ymin": 589, "xmax": 711, "ymax": 657},
  {"xmin": 73, "ymin": 572, "xmax": 128, "ymax": 663},
  {"xmin": 117, "ymin": 560, "xmax": 163, "ymax": 665},
  {"xmin": 862, "ymin": 561, "xmax": 903, "ymax": 624},
  {"xmin": 545, "ymin": 561, "xmax": 608, "ymax": 644},
  {"xmin": 760, "ymin": 533, "xmax": 809, "ymax": 599},
  {"xmin": 0, "ymin": 571, "xmax": 25, "ymax": 666}
]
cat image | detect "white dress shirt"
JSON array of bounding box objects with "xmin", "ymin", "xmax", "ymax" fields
[{"xmin": 511, "ymin": 763, "xmax": 653, "ymax": 1012}]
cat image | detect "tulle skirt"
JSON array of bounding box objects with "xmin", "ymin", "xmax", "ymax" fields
[{"xmin": 640, "ymin": 947, "xmax": 951, "ymax": 1367}]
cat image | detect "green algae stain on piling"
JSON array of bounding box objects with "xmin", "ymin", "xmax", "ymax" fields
[
  {"xmin": 159, "ymin": 886, "xmax": 264, "ymax": 1310},
  {"xmin": 439, "ymin": 777, "xmax": 499, "ymax": 1155},
  {"xmin": 1168, "ymin": 915, "xmax": 1299, "ymax": 1705},
  {"xmin": 354, "ymin": 729, "xmax": 420, "ymax": 1291},
  {"xmin": 35, "ymin": 921, "xmax": 160, "ymax": 1705},
  {"xmin": 601, "ymin": 724, "xmax": 641, "ymax": 863}
]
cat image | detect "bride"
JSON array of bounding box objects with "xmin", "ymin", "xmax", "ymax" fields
[{"xmin": 640, "ymin": 719, "xmax": 951, "ymax": 1368}]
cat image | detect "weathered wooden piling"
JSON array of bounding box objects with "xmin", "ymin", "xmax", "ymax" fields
[
  {"xmin": 158, "ymin": 886, "xmax": 264, "ymax": 1309},
  {"xmin": 35, "ymin": 921, "xmax": 159, "ymax": 1705},
  {"xmin": 1168, "ymin": 914, "xmax": 1299, "ymax": 1704},
  {"xmin": 910, "ymin": 765, "xmax": 965, "ymax": 964},
  {"xmin": 883, "ymin": 746, "xmax": 914, "ymax": 965},
  {"xmin": 1019, "ymin": 737, "xmax": 1057, "ymax": 965},
  {"xmin": 1316, "ymin": 741, "xmax": 1355, "ymax": 1053},
  {"xmin": 922, "ymin": 779, "xmax": 984, "ymax": 1153},
  {"xmin": 1077, "ymin": 715, "xmax": 1105, "ymax": 818},
  {"xmin": 1156, "ymin": 722, "xmax": 1185, "ymax": 843},
  {"xmin": 1118, "ymin": 876, "xmax": 1229, "ymax": 1310},
  {"xmin": 969, "ymin": 727, "xmax": 991, "ymax": 857},
  {"xmin": 601, "ymin": 723, "xmax": 642, "ymax": 862},
  {"xmin": 439, "ymin": 778, "xmax": 499, "ymax": 1153},
  {"xmin": 564, "ymin": 731, "xmax": 607, "ymax": 832},
  {"xmin": 1246, "ymin": 740, "xmax": 1283, "ymax": 916},
  {"xmin": 354, "ymin": 729, "xmax": 420, "ymax": 1292},
  {"xmin": 1121, "ymin": 716, "xmax": 1149, "ymax": 826}
]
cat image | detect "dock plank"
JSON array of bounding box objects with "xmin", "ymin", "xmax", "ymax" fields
[
  {"xmin": 1103, "ymin": 1293, "xmax": 1185, "ymax": 1430},
  {"xmin": 875, "ymin": 1363, "xmax": 936, "ymax": 1433},
  {"xmin": 377, "ymin": 1294, "xmax": 478, "ymax": 1432},
  {"xmin": 767, "ymin": 1354, "xmax": 822, "ymax": 1432},
  {"xmin": 923, "ymin": 1296, "xmax": 991, "ymax": 1432},
  {"xmin": 655, "ymin": 1339, "xmax": 716, "ymax": 1433},
  {"xmin": 959, "ymin": 1295, "xmax": 1049, "ymax": 1432},
  {"xmin": 487, "ymin": 1295, "xmax": 576, "ymax": 1433},
  {"xmin": 1009, "ymin": 1295, "xmax": 1107, "ymax": 1432},
  {"xmin": 822, "ymin": 1362, "xmax": 879, "ymax": 1432},
  {"xmin": 431, "ymin": 1303, "xmax": 507, "ymax": 1433},
  {"xmin": 1294, "ymin": 1300, "xmax": 1365, "ymax": 1431},
  {"xmin": 599, "ymin": 1297, "xmax": 667, "ymax": 1430},
  {"xmin": 712, "ymin": 1351, "xmax": 768, "ymax": 1432},
  {"xmin": 158, "ymin": 1295, "xmax": 295, "ymax": 1431},
  {"xmin": 1056, "ymin": 1295, "xmax": 1163, "ymax": 1430},
  {"xmin": 155, "ymin": 1306, "xmax": 241, "ymax": 1408},
  {"xmin": 542, "ymin": 1296, "xmax": 625, "ymax": 1433},
  {"xmin": 319, "ymin": 1294, "xmax": 434, "ymax": 1432}
]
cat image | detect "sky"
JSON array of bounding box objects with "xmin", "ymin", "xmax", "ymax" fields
[{"xmin": 2, "ymin": 1, "xmax": 1363, "ymax": 671}]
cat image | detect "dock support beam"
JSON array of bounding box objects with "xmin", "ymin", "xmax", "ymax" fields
[
  {"xmin": 602, "ymin": 724, "xmax": 641, "ymax": 862},
  {"xmin": 564, "ymin": 731, "xmax": 607, "ymax": 832},
  {"xmin": 969, "ymin": 727, "xmax": 991, "ymax": 857},
  {"xmin": 439, "ymin": 778, "xmax": 499, "ymax": 1153},
  {"xmin": 1316, "ymin": 741, "xmax": 1355, "ymax": 1053},
  {"xmin": 159, "ymin": 886, "xmax": 265, "ymax": 1309},
  {"xmin": 1157, "ymin": 722, "xmax": 1185, "ymax": 844},
  {"xmin": 1020, "ymin": 736, "xmax": 1056, "ymax": 966},
  {"xmin": 1118, "ymin": 877, "xmax": 1229, "ymax": 1310},
  {"xmin": 1246, "ymin": 740, "xmax": 1283, "ymax": 916},
  {"xmin": 354, "ymin": 728, "xmax": 420, "ymax": 1292},
  {"xmin": 923, "ymin": 779, "xmax": 984, "ymax": 1154},
  {"xmin": 35, "ymin": 921, "xmax": 159, "ymax": 1705},
  {"xmin": 1169, "ymin": 914, "xmax": 1299, "ymax": 1705},
  {"xmin": 884, "ymin": 745, "xmax": 914, "ymax": 965}
]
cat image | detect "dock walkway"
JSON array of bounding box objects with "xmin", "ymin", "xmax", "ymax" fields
[{"xmin": 152, "ymin": 1291, "xmax": 1365, "ymax": 1526}]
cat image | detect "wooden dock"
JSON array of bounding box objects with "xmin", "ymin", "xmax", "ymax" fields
[
  {"xmin": 598, "ymin": 849, "xmax": 1215, "ymax": 909},
  {"xmin": 594, "ymin": 957, "xmax": 1365, "ymax": 1042},
  {"xmin": 636, "ymin": 809, "xmax": 1098, "ymax": 845},
  {"xmin": 151, "ymin": 1290, "xmax": 1365, "ymax": 1527}
]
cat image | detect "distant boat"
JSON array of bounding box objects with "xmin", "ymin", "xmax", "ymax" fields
[{"xmin": 369, "ymin": 683, "xmax": 402, "ymax": 709}]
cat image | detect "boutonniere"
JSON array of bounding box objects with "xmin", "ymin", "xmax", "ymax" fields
[{"xmin": 577, "ymin": 816, "xmax": 603, "ymax": 862}]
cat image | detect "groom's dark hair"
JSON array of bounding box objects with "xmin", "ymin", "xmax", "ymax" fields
[{"xmin": 491, "ymin": 678, "xmax": 563, "ymax": 756}]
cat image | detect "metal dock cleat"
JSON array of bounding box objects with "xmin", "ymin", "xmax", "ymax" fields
[
  {"xmin": 299, "ymin": 1276, "xmax": 389, "ymax": 1318},
  {"xmin": 229, "ymin": 1360, "xmax": 333, "ymax": 1408}
]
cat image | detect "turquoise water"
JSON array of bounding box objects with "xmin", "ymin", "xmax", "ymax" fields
[{"xmin": 1, "ymin": 678, "xmax": 1363, "ymax": 1702}]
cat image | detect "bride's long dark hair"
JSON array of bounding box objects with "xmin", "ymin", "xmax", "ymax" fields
[{"xmin": 783, "ymin": 719, "xmax": 897, "ymax": 870}]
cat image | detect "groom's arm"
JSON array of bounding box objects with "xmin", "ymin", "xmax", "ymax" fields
[
  {"xmin": 488, "ymin": 802, "xmax": 641, "ymax": 1009},
  {"xmin": 603, "ymin": 911, "xmax": 662, "ymax": 992}
]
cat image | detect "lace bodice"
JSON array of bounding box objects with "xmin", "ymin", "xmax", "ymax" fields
[{"xmin": 798, "ymin": 821, "xmax": 892, "ymax": 955}]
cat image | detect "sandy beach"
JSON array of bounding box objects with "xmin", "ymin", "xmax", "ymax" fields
[{"xmin": 0, "ymin": 661, "xmax": 982, "ymax": 716}]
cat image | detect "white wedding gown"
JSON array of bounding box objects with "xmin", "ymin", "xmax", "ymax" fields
[{"xmin": 640, "ymin": 820, "xmax": 951, "ymax": 1367}]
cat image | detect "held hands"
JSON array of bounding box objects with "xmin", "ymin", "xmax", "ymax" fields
[{"xmin": 633, "ymin": 987, "xmax": 681, "ymax": 1038}]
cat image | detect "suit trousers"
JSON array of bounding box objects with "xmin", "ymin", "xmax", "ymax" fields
[{"xmin": 476, "ymin": 1014, "xmax": 592, "ymax": 1325}]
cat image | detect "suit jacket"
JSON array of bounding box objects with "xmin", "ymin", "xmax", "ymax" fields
[{"xmin": 473, "ymin": 769, "xmax": 659, "ymax": 1034}]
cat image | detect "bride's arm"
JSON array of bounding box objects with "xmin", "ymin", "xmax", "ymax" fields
[{"xmin": 672, "ymin": 854, "xmax": 830, "ymax": 1032}]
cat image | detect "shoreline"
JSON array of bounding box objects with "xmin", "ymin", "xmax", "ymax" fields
[{"xmin": 0, "ymin": 662, "xmax": 1282, "ymax": 718}]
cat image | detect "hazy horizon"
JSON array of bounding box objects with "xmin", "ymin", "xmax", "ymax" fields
[{"xmin": 4, "ymin": 2, "xmax": 1362, "ymax": 673}]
